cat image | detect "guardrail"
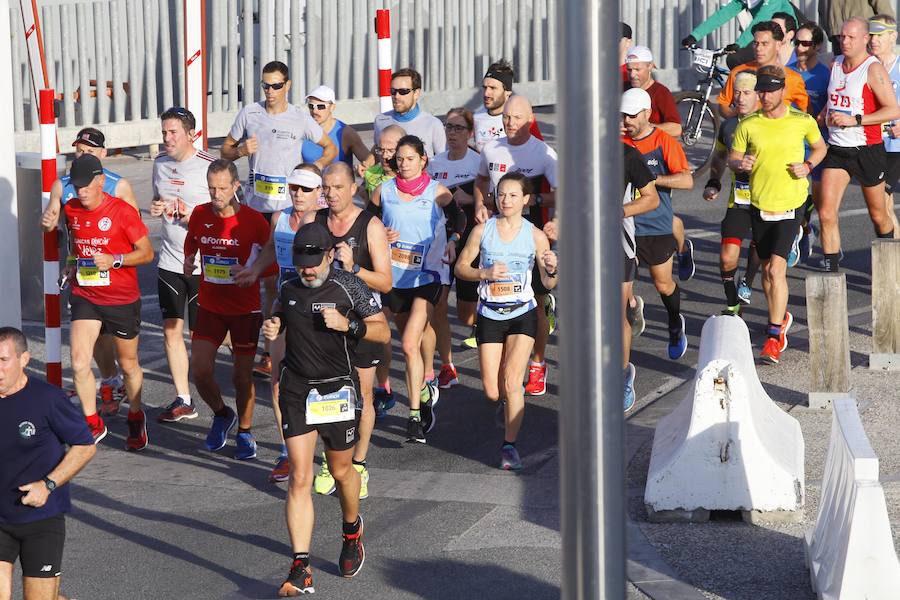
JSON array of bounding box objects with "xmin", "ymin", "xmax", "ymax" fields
[{"xmin": 10, "ymin": 0, "xmax": 557, "ymax": 152}]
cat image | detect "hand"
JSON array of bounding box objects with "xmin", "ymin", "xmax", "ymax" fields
[
  {"xmin": 681, "ymin": 35, "xmax": 697, "ymax": 48},
  {"xmin": 262, "ymin": 316, "xmax": 281, "ymax": 341},
  {"xmin": 19, "ymin": 481, "xmax": 51, "ymax": 508},
  {"xmin": 183, "ymin": 259, "xmax": 195, "ymax": 277},
  {"xmin": 889, "ymin": 123, "xmax": 900, "ymax": 138},
  {"xmin": 150, "ymin": 198, "xmax": 167, "ymax": 217},
  {"xmin": 92, "ymin": 253, "xmax": 114, "ymax": 271},
  {"xmin": 475, "ymin": 203, "xmax": 491, "ymax": 225},
  {"xmin": 827, "ymin": 111, "xmax": 855, "ymax": 128},
  {"xmin": 541, "ymin": 249, "xmax": 558, "ymax": 274},
  {"xmin": 356, "ymin": 163, "xmax": 369, "ymax": 178},
  {"xmin": 334, "ymin": 242, "xmax": 354, "ymax": 269},
  {"xmin": 443, "ymin": 241, "xmax": 457, "ymax": 265},
  {"xmin": 231, "ymin": 264, "xmax": 256, "ymax": 287},
  {"xmin": 481, "ymin": 261, "xmax": 508, "ymax": 280},
  {"xmin": 243, "ymin": 135, "xmax": 259, "ymax": 156},
  {"xmin": 703, "ymin": 186, "xmax": 719, "ymax": 201},
  {"xmin": 543, "ymin": 220, "xmax": 558, "ymax": 242},
  {"xmin": 788, "ymin": 162, "xmax": 810, "ymax": 178},
  {"xmin": 41, "ymin": 207, "xmax": 59, "ymax": 231},
  {"xmin": 736, "ymin": 154, "xmax": 756, "ymax": 172},
  {"xmin": 59, "ymin": 264, "xmax": 75, "ymax": 289},
  {"xmin": 321, "ymin": 307, "xmax": 349, "ymax": 332},
  {"xmin": 385, "ymin": 228, "xmax": 400, "ymax": 244}
]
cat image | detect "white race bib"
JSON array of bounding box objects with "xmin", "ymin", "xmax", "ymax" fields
[
  {"xmin": 253, "ymin": 173, "xmax": 287, "ymax": 200},
  {"xmin": 75, "ymin": 258, "xmax": 110, "ymax": 287},
  {"xmin": 733, "ymin": 180, "xmax": 751, "ymax": 206},
  {"xmin": 305, "ymin": 385, "xmax": 357, "ymax": 425}
]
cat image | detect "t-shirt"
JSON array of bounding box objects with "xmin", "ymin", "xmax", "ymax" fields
[
  {"xmin": 229, "ymin": 102, "xmax": 324, "ymax": 212},
  {"xmin": 64, "ymin": 193, "xmax": 148, "ymax": 305},
  {"xmin": 60, "ymin": 168, "xmax": 121, "ymax": 205},
  {"xmin": 152, "ymin": 149, "xmax": 215, "ymax": 275},
  {"xmin": 477, "ymin": 135, "xmax": 558, "ymax": 193},
  {"xmin": 472, "ymin": 108, "xmax": 545, "ymax": 153},
  {"xmin": 374, "ymin": 108, "xmax": 446, "ymax": 157},
  {"xmin": 719, "ymin": 62, "xmax": 809, "ymax": 113},
  {"xmin": 0, "ymin": 378, "xmax": 94, "ymax": 524},
  {"xmin": 645, "ymin": 81, "xmax": 682, "ymax": 127},
  {"xmin": 788, "ymin": 60, "xmax": 830, "ymax": 118},
  {"xmin": 624, "ymin": 128, "xmax": 690, "ymax": 236},
  {"xmin": 715, "ymin": 116, "xmax": 752, "ymax": 209},
  {"xmin": 364, "ymin": 164, "xmax": 394, "ymax": 196},
  {"xmin": 622, "ymin": 144, "xmax": 656, "ymax": 259},
  {"xmin": 184, "ymin": 203, "xmax": 273, "ymax": 315},
  {"xmin": 428, "ymin": 148, "xmax": 481, "ymax": 191},
  {"xmin": 731, "ymin": 107, "xmax": 822, "ymax": 211}
]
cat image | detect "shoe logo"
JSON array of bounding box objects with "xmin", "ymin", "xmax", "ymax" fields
[
  {"xmin": 18, "ymin": 421, "xmax": 36, "ymax": 439},
  {"xmin": 40, "ymin": 565, "xmax": 52, "ymax": 572},
  {"xmin": 346, "ymin": 426, "xmax": 355, "ymax": 444},
  {"xmin": 289, "ymin": 300, "xmax": 297, "ymax": 306}
]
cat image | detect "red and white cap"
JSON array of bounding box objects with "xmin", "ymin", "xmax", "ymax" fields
[{"xmin": 625, "ymin": 46, "xmax": 654, "ymax": 64}]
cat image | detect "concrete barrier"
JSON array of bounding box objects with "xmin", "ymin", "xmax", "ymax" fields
[
  {"xmin": 806, "ymin": 273, "xmax": 851, "ymax": 409},
  {"xmin": 871, "ymin": 239, "xmax": 900, "ymax": 370},
  {"xmin": 804, "ymin": 397, "xmax": 900, "ymax": 599},
  {"xmin": 644, "ymin": 315, "xmax": 804, "ymax": 523}
]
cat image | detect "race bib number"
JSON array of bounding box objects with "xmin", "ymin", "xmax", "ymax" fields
[
  {"xmin": 733, "ymin": 180, "xmax": 751, "ymax": 206},
  {"xmin": 488, "ymin": 279, "xmax": 524, "ymax": 302},
  {"xmin": 391, "ymin": 241, "xmax": 425, "ymax": 271},
  {"xmin": 75, "ymin": 258, "xmax": 110, "ymax": 287},
  {"xmin": 253, "ymin": 173, "xmax": 287, "ymax": 200},
  {"xmin": 202, "ymin": 255, "xmax": 239, "ymax": 284},
  {"xmin": 305, "ymin": 385, "xmax": 357, "ymax": 425},
  {"xmin": 759, "ymin": 209, "xmax": 795, "ymax": 222}
]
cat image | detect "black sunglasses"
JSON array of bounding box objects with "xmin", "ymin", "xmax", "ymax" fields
[
  {"xmin": 794, "ymin": 39, "xmax": 814, "ymax": 47},
  {"xmin": 288, "ymin": 184, "xmax": 317, "ymax": 193},
  {"xmin": 261, "ymin": 81, "xmax": 288, "ymax": 91},
  {"xmin": 294, "ymin": 245, "xmax": 326, "ymax": 255},
  {"xmin": 445, "ymin": 123, "xmax": 469, "ymax": 132},
  {"xmin": 390, "ymin": 87, "xmax": 414, "ymax": 96},
  {"xmin": 307, "ymin": 103, "xmax": 328, "ymax": 111}
]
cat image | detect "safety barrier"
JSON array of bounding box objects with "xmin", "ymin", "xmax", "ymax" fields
[
  {"xmin": 804, "ymin": 396, "xmax": 900, "ymax": 599},
  {"xmin": 644, "ymin": 315, "xmax": 805, "ymax": 522}
]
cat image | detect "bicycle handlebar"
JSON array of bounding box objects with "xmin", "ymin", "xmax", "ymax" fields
[{"xmin": 681, "ymin": 43, "xmax": 739, "ymax": 56}]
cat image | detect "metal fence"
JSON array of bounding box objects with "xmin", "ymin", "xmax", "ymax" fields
[{"xmin": 10, "ymin": 0, "xmax": 557, "ymax": 152}]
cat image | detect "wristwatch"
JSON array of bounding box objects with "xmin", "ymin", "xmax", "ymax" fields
[
  {"xmin": 43, "ymin": 477, "xmax": 57, "ymax": 493},
  {"xmin": 351, "ymin": 263, "xmax": 361, "ymax": 274},
  {"xmin": 855, "ymin": 114, "xmax": 863, "ymax": 126},
  {"xmin": 112, "ymin": 254, "xmax": 124, "ymax": 269}
]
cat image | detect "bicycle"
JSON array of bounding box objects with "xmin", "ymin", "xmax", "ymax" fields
[{"xmin": 674, "ymin": 44, "xmax": 737, "ymax": 176}]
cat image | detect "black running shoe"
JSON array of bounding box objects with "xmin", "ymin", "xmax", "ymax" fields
[
  {"xmin": 277, "ymin": 559, "xmax": 314, "ymax": 596},
  {"xmin": 339, "ymin": 516, "xmax": 365, "ymax": 578},
  {"xmin": 419, "ymin": 382, "xmax": 438, "ymax": 434},
  {"xmin": 405, "ymin": 417, "xmax": 425, "ymax": 444}
]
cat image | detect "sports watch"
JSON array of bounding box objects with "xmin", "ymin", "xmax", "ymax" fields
[
  {"xmin": 855, "ymin": 114, "xmax": 863, "ymax": 126},
  {"xmin": 351, "ymin": 263, "xmax": 361, "ymax": 274},
  {"xmin": 43, "ymin": 476, "xmax": 57, "ymax": 493},
  {"xmin": 112, "ymin": 254, "xmax": 124, "ymax": 269}
]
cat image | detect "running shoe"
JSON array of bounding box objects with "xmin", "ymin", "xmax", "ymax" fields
[
  {"xmin": 462, "ymin": 326, "xmax": 478, "ymax": 349},
  {"xmin": 234, "ymin": 431, "xmax": 257, "ymax": 460},
  {"xmin": 760, "ymin": 337, "xmax": 781, "ymax": 364},
  {"xmin": 204, "ymin": 406, "xmax": 237, "ymax": 452},
  {"xmin": 737, "ymin": 277, "xmax": 752, "ymax": 304},
  {"xmin": 627, "ymin": 295, "xmax": 646, "ymax": 337},
  {"xmin": 500, "ymin": 444, "xmax": 523, "ymax": 471},
  {"xmin": 419, "ymin": 382, "xmax": 439, "ymax": 433},
  {"xmin": 545, "ymin": 292, "xmax": 557, "ymax": 334},
  {"xmin": 405, "ymin": 417, "xmax": 426, "ymax": 444},
  {"xmin": 677, "ymin": 239, "xmax": 696, "ymax": 281},
  {"xmin": 373, "ymin": 386, "xmax": 395, "ymax": 419},
  {"xmin": 253, "ymin": 353, "xmax": 272, "ymax": 377},
  {"xmin": 817, "ymin": 249, "xmax": 844, "ymax": 271},
  {"xmin": 524, "ymin": 363, "xmax": 547, "ymax": 396},
  {"xmin": 721, "ymin": 304, "xmax": 742, "ymax": 317},
  {"xmin": 495, "ymin": 399, "xmax": 506, "ymax": 429},
  {"xmin": 277, "ymin": 560, "xmax": 314, "ymax": 596},
  {"xmin": 99, "ymin": 383, "xmax": 120, "ymax": 417},
  {"xmin": 339, "ymin": 515, "xmax": 365, "ymax": 578},
  {"xmin": 354, "ymin": 463, "xmax": 369, "ymax": 499},
  {"xmin": 314, "ymin": 453, "xmax": 336, "ymax": 495},
  {"xmin": 157, "ymin": 398, "xmax": 198, "ymax": 423},
  {"xmin": 667, "ymin": 314, "xmax": 688, "ymax": 360},
  {"xmin": 787, "ymin": 228, "xmax": 803, "ymax": 268},
  {"xmin": 125, "ymin": 410, "xmax": 148, "ymax": 452},
  {"xmin": 437, "ymin": 364, "xmax": 459, "ymax": 389},
  {"xmin": 778, "ymin": 311, "xmax": 794, "ymax": 352},
  {"xmin": 800, "ymin": 222, "xmax": 818, "ymax": 263},
  {"xmin": 269, "ymin": 453, "xmax": 290, "ymax": 483},
  {"xmin": 88, "ymin": 415, "xmax": 107, "ymax": 444},
  {"xmin": 623, "ymin": 363, "xmax": 636, "ymax": 413}
]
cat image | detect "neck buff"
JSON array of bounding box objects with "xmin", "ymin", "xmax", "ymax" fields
[
  {"xmin": 395, "ymin": 172, "xmax": 431, "ymax": 196},
  {"xmin": 394, "ymin": 103, "xmax": 421, "ymax": 122}
]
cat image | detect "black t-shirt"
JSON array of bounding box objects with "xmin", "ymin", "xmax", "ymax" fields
[
  {"xmin": 0, "ymin": 378, "xmax": 93, "ymax": 524},
  {"xmin": 622, "ymin": 143, "xmax": 656, "ymax": 259},
  {"xmin": 277, "ymin": 268, "xmax": 381, "ymax": 381}
]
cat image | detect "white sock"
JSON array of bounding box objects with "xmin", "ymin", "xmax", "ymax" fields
[
  {"xmin": 101, "ymin": 374, "xmax": 122, "ymax": 387},
  {"xmin": 530, "ymin": 361, "xmax": 545, "ymax": 368},
  {"xmin": 178, "ymin": 394, "xmax": 192, "ymax": 406}
]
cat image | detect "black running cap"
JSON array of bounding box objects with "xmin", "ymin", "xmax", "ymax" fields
[
  {"xmin": 69, "ymin": 154, "xmax": 103, "ymax": 188},
  {"xmin": 755, "ymin": 74, "xmax": 785, "ymax": 92},
  {"xmin": 621, "ymin": 22, "xmax": 633, "ymax": 39}
]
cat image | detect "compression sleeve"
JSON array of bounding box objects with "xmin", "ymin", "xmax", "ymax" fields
[
  {"xmin": 690, "ymin": 1, "xmax": 743, "ymax": 44},
  {"xmin": 442, "ymin": 198, "xmax": 467, "ymax": 237}
]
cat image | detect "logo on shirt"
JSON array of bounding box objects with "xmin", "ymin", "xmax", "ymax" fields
[
  {"xmin": 18, "ymin": 421, "xmax": 36, "ymax": 439},
  {"xmin": 312, "ymin": 302, "xmax": 336, "ymax": 313},
  {"xmin": 200, "ymin": 236, "xmax": 239, "ymax": 246},
  {"xmin": 98, "ymin": 217, "xmax": 112, "ymax": 232},
  {"xmin": 488, "ymin": 162, "xmax": 508, "ymax": 173},
  {"xmin": 204, "ymin": 223, "xmax": 214, "ymax": 229}
]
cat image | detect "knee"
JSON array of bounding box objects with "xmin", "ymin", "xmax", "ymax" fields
[
  {"xmin": 71, "ymin": 348, "xmax": 93, "ymax": 374},
  {"xmin": 163, "ymin": 323, "xmax": 183, "ymax": 343},
  {"xmin": 502, "ymin": 378, "xmax": 522, "ymax": 400},
  {"xmin": 289, "ymin": 464, "xmax": 312, "ymax": 492},
  {"xmin": 117, "ymin": 355, "xmax": 141, "ymax": 376},
  {"xmin": 818, "ymin": 205, "xmax": 838, "ymax": 226},
  {"xmin": 191, "ymin": 358, "xmax": 214, "ymax": 383},
  {"xmin": 483, "ymin": 382, "xmax": 500, "ymax": 402},
  {"xmin": 654, "ymin": 277, "xmax": 675, "ymax": 295},
  {"xmin": 329, "ymin": 460, "xmax": 353, "ymax": 482},
  {"xmin": 401, "ymin": 337, "xmax": 419, "ymax": 357},
  {"xmin": 765, "ymin": 261, "xmax": 785, "ymax": 280}
]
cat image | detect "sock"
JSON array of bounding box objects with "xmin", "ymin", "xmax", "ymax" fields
[
  {"xmin": 425, "ymin": 370, "xmax": 435, "ymax": 382},
  {"xmin": 823, "ymin": 252, "xmax": 840, "ymax": 272},
  {"xmin": 409, "ymin": 409, "xmax": 421, "ymax": 421},
  {"xmin": 177, "ymin": 394, "xmax": 192, "ymax": 406},
  {"xmin": 877, "ymin": 229, "xmax": 895, "ymax": 239},
  {"xmin": 352, "ymin": 458, "xmax": 367, "ymax": 468},
  {"xmin": 127, "ymin": 409, "xmax": 144, "ymax": 420},
  {"xmin": 661, "ymin": 285, "xmax": 682, "ymax": 330},
  {"xmin": 214, "ymin": 406, "xmax": 231, "ymax": 418},
  {"xmin": 441, "ymin": 362, "xmax": 454, "ymax": 370},
  {"xmin": 721, "ymin": 268, "xmax": 739, "ymax": 306},
  {"xmin": 87, "ymin": 413, "xmax": 102, "ymax": 426},
  {"xmin": 419, "ymin": 384, "xmax": 433, "ymax": 403},
  {"xmin": 279, "ymin": 444, "xmax": 288, "ymax": 458},
  {"xmin": 767, "ymin": 322, "xmax": 781, "ymax": 339},
  {"xmin": 530, "ymin": 360, "xmax": 545, "ymax": 368},
  {"xmin": 292, "ymin": 552, "xmax": 310, "ymax": 568},
  {"xmin": 502, "ymin": 440, "xmax": 516, "ymax": 448},
  {"xmin": 343, "ymin": 516, "xmax": 361, "ymax": 536},
  {"xmin": 377, "ymin": 380, "xmax": 392, "ymax": 394},
  {"xmin": 238, "ymin": 427, "xmax": 251, "ymax": 434}
]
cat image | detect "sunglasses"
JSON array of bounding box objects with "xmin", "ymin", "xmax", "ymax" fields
[
  {"xmin": 444, "ymin": 123, "xmax": 469, "ymax": 132},
  {"xmin": 794, "ymin": 40, "xmax": 814, "ymax": 47},
  {"xmin": 260, "ymin": 81, "xmax": 288, "ymax": 91},
  {"xmin": 289, "ymin": 184, "xmax": 317, "ymax": 193},
  {"xmin": 307, "ymin": 103, "xmax": 328, "ymax": 111},
  {"xmin": 390, "ymin": 87, "xmax": 414, "ymax": 96},
  {"xmin": 294, "ymin": 245, "xmax": 326, "ymax": 255}
]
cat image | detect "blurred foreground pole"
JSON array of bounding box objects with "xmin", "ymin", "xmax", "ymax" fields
[{"xmin": 558, "ymin": 1, "xmax": 625, "ymax": 599}]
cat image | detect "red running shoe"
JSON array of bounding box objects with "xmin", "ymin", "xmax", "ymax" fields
[{"xmin": 524, "ymin": 363, "xmax": 546, "ymax": 396}]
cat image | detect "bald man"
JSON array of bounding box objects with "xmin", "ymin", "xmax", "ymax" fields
[
  {"xmin": 360, "ymin": 124, "xmax": 406, "ymax": 202},
  {"xmin": 474, "ymin": 94, "xmax": 559, "ymax": 397}
]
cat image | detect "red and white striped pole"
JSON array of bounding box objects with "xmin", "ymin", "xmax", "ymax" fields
[
  {"xmin": 184, "ymin": 0, "xmax": 208, "ymax": 150},
  {"xmin": 39, "ymin": 89, "xmax": 61, "ymax": 386},
  {"xmin": 376, "ymin": 9, "xmax": 392, "ymax": 113}
]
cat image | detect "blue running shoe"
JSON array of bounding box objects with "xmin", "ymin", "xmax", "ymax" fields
[
  {"xmin": 623, "ymin": 363, "xmax": 636, "ymax": 413},
  {"xmin": 667, "ymin": 314, "xmax": 688, "ymax": 360},
  {"xmin": 737, "ymin": 277, "xmax": 751, "ymax": 304},
  {"xmin": 787, "ymin": 228, "xmax": 802, "ymax": 268},
  {"xmin": 374, "ymin": 387, "xmax": 395, "ymax": 419},
  {"xmin": 205, "ymin": 406, "xmax": 236, "ymax": 451},
  {"xmin": 234, "ymin": 431, "xmax": 257, "ymax": 460},
  {"xmin": 677, "ymin": 239, "xmax": 696, "ymax": 281}
]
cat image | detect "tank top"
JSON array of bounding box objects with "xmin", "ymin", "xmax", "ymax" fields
[
  {"xmin": 301, "ymin": 119, "xmax": 352, "ymax": 166},
  {"xmin": 314, "ymin": 208, "xmax": 375, "ymax": 272},
  {"xmin": 273, "ymin": 207, "xmax": 300, "ymax": 288},
  {"xmin": 477, "ymin": 217, "xmax": 536, "ymax": 321},
  {"xmin": 827, "ymin": 55, "xmax": 882, "ymax": 147},
  {"xmin": 60, "ymin": 168, "xmax": 121, "ymax": 205},
  {"xmin": 380, "ymin": 178, "xmax": 448, "ymax": 289}
]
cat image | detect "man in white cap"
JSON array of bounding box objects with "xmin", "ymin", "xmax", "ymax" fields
[
  {"xmin": 625, "ymin": 46, "xmax": 682, "ymax": 137},
  {"xmin": 301, "ymin": 85, "xmax": 372, "ymax": 169}
]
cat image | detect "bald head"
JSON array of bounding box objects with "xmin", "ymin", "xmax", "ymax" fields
[
  {"xmin": 322, "ymin": 162, "xmax": 358, "ymax": 213},
  {"xmin": 377, "ymin": 125, "xmax": 406, "ymax": 169},
  {"xmin": 323, "ymin": 161, "xmax": 354, "ymax": 183},
  {"xmin": 841, "ymin": 17, "xmax": 871, "ymax": 58},
  {"xmin": 502, "ymin": 94, "xmax": 534, "ymax": 144}
]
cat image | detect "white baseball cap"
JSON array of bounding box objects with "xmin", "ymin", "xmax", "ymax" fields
[
  {"xmin": 621, "ymin": 88, "xmax": 652, "ymax": 115},
  {"xmin": 286, "ymin": 169, "xmax": 322, "ymax": 188},
  {"xmin": 625, "ymin": 45, "xmax": 654, "ymax": 64},
  {"xmin": 306, "ymin": 85, "xmax": 336, "ymax": 104}
]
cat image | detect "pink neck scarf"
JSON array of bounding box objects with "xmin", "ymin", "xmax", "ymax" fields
[{"xmin": 395, "ymin": 172, "xmax": 432, "ymax": 196}]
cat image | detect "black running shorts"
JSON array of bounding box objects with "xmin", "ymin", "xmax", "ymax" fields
[
  {"xmin": 352, "ymin": 340, "xmax": 382, "ymax": 369},
  {"xmin": 885, "ymin": 150, "xmax": 900, "ymax": 194},
  {"xmin": 384, "ymin": 283, "xmax": 443, "ymax": 314},
  {"xmin": 635, "ymin": 234, "xmax": 677, "ymax": 267},
  {"xmin": 278, "ymin": 369, "xmax": 360, "ymax": 451},
  {"xmin": 0, "ymin": 515, "xmax": 66, "ymax": 578},
  {"xmin": 157, "ymin": 268, "xmax": 200, "ymax": 328},
  {"xmin": 821, "ymin": 143, "xmax": 887, "ymax": 188},
  {"xmin": 750, "ymin": 206, "xmax": 803, "ymax": 260},
  {"xmin": 720, "ymin": 206, "xmax": 753, "ymax": 244},
  {"xmin": 70, "ymin": 295, "xmax": 141, "ymax": 340},
  {"xmin": 475, "ymin": 307, "xmax": 539, "ymax": 344}
]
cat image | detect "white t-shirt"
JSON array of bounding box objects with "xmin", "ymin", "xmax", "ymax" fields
[
  {"xmin": 373, "ymin": 109, "xmax": 447, "ymax": 157},
  {"xmin": 473, "ymin": 108, "xmax": 506, "ymax": 152},
  {"xmin": 477, "ymin": 136, "xmax": 558, "ymax": 193},
  {"xmin": 152, "ymin": 149, "xmax": 215, "ymax": 274},
  {"xmin": 428, "ymin": 148, "xmax": 481, "ymax": 189},
  {"xmin": 229, "ymin": 102, "xmax": 324, "ymax": 213}
]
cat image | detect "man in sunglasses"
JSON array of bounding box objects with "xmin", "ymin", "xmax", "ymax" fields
[
  {"xmin": 301, "ymin": 85, "xmax": 372, "ymax": 169},
  {"xmin": 372, "ymin": 68, "xmax": 446, "ymax": 157}
]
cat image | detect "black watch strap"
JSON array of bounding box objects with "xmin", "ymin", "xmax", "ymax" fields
[{"xmin": 43, "ymin": 477, "xmax": 57, "ymax": 492}]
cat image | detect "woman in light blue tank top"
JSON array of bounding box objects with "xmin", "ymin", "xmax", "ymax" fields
[{"xmin": 454, "ymin": 172, "xmax": 558, "ymax": 471}]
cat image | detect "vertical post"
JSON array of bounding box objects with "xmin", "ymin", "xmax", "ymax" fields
[
  {"xmin": 184, "ymin": 0, "xmax": 207, "ymax": 150},
  {"xmin": 39, "ymin": 89, "xmax": 60, "ymax": 385},
  {"xmin": 870, "ymin": 239, "xmax": 900, "ymax": 370},
  {"xmin": 806, "ymin": 273, "xmax": 851, "ymax": 409},
  {"xmin": 18, "ymin": 0, "xmax": 49, "ymax": 106},
  {"xmin": 376, "ymin": 9, "xmax": 392, "ymax": 113},
  {"xmin": 559, "ymin": 1, "xmax": 625, "ymax": 599}
]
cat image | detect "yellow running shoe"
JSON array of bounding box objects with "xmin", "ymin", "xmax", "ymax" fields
[
  {"xmin": 354, "ymin": 463, "xmax": 369, "ymax": 499},
  {"xmin": 313, "ymin": 453, "xmax": 336, "ymax": 495}
]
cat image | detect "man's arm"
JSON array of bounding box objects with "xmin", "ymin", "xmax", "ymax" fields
[
  {"xmin": 18, "ymin": 444, "xmax": 96, "ymax": 508},
  {"xmin": 654, "ymin": 170, "xmax": 693, "ymax": 190},
  {"xmin": 115, "ymin": 179, "xmax": 140, "ymax": 212},
  {"xmin": 689, "ymin": 1, "xmax": 743, "ymax": 44},
  {"xmin": 342, "ymin": 125, "xmax": 375, "ymax": 165},
  {"xmin": 313, "ymin": 133, "xmax": 338, "ymax": 170},
  {"xmin": 624, "ymin": 181, "xmax": 660, "ymax": 217},
  {"xmin": 221, "ymin": 133, "xmax": 257, "ymax": 160},
  {"xmin": 40, "ymin": 180, "xmax": 64, "ymax": 232}
]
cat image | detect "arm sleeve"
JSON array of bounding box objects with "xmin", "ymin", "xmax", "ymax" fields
[
  {"xmin": 184, "ymin": 213, "xmax": 199, "ymax": 257},
  {"xmin": 662, "ymin": 134, "xmax": 691, "ymax": 174},
  {"xmin": 717, "ymin": 70, "xmax": 736, "ymax": 108},
  {"xmin": 124, "ymin": 206, "xmax": 150, "ymax": 245},
  {"xmin": 306, "ymin": 118, "xmax": 325, "ymax": 143},
  {"xmin": 690, "ymin": 1, "xmax": 743, "ymax": 43},
  {"xmin": 731, "ymin": 122, "xmax": 748, "ymax": 154},
  {"xmin": 543, "ymin": 146, "xmax": 559, "ymax": 188},
  {"xmin": 477, "ymin": 149, "xmax": 490, "ymax": 177},
  {"xmin": 805, "ymin": 116, "xmax": 823, "ymax": 145},
  {"xmin": 432, "ymin": 118, "xmax": 447, "ymax": 155},
  {"xmin": 788, "ymin": 73, "xmax": 810, "ymax": 112},
  {"xmin": 442, "ymin": 198, "xmax": 467, "ymax": 236}
]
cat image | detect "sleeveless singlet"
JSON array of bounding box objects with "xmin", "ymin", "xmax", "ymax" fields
[
  {"xmin": 60, "ymin": 168, "xmax": 121, "ymax": 204},
  {"xmin": 827, "ymin": 55, "xmax": 882, "ymax": 147},
  {"xmin": 301, "ymin": 120, "xmax": 352, "ymax": 166},
  {"xmin": 273, "ymin": 207, "xmax": 300, "ymax": 288},
  {"xmin": 314, "ymin": 208, "xmax": 375, "ymax": 272},
  {"xmin": 477, "ymin": 217, "xmax": 537, "ymax": 321}
]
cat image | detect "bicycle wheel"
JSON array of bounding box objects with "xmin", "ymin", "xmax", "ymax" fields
[{"xmin": 674, "ymin": 91, "xmax": 719, "ymax": 176}]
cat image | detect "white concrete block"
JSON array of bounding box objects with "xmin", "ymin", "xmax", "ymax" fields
[
  {"xmin": 644, "ymin": 315, "xmax": 805, "ymax": 515},
  {"xmin": 804, "ymin": 397, "xmax": 900, "ymax": 599}
]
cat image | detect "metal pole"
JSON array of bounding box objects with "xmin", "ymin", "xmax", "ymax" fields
[{"xmin": 558, "ymin": 1, "xmax": 625, "ymax": 599}]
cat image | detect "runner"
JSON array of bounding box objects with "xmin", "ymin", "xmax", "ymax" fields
[
  {"xmin": 472, "ymin": 60, "xmax": 545, "ymax": 152},
  {"xmin": 729, "ymin": 65, "xmax": 826, "ymax": 363},
  {"xmin": 301, "ymin": 85, "xmax": 372, "ymax": 168},
  {"xmin": 703, "ymin": 70, "xmax": 763, "ymax": 315},
  {"xmin": 150, "ymin": 107, "xmax": 215, "ymax": 424},
  {"xmin": 771, "ymin": 11, "xmax": 798, "ymax": 67},
  {"xmin": 369, "ymin": 135, "xmax": 466, "ymax": 443},
  {"xmin": 868, "ymin": 15, "xmax": 900, "ymax": 240},
  {"xmin": 621, "ymin": 87, "xmax": 693, "ymax": 360},
  {"xmin": 0, "ymin": 327, "xmax": 96, "ymax": 600},
  {"xmin": 454, "ymin": 172, "xmax": 557, "ymax": 470},
  {"xmin": 819, "ymin": 17, "xmax": 900, "ymax": 271},
  {"xmin": 360, "ymin": 124, "xmax": 405, "ymax": 202},
  {"xmin": 221, "ymin": 60, "xmax": 337, "ymax": 377},
  {"xmin": 372, "ymin": 68, "xmax": 446, "ymax": 157},
  {"xmin": 63, "ymin": 154, "xmax": 154, "ymax": 448},
  {"xmin": 261, "ymin": 222, "xmax": 391, "ymax": 595},
  {"xmin": 184, "ymin": 159, "xmax": 273, "ymax": 459}
]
